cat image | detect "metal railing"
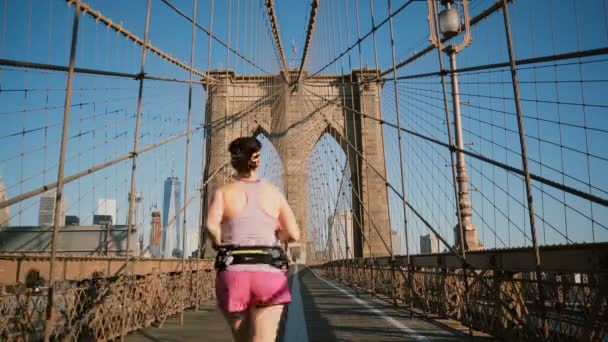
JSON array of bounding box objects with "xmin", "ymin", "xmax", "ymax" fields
[
  {"xmin": 317, "ymin": 242, "xmax": 608, "ymax": 340},
  {"xmin": 0, "ymin": 259, "xmax": 215, "ymax": 341}
]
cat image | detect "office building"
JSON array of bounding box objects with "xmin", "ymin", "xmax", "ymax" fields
[
  {"xmin": 420, "ymin": 233, "xmax": 440, "ymax": 254},
  {"xmin": 162, "ymin": 176, "xmax": 181, "ymax": 257},
  {"xmin": 327, "ymin": 211, "xmax": 353, "ymax": 260},
  {"xmin": 0, "ymin": 224, "xmax": 137, "ymax": 256},
  {"xmin": 0, "ymin": 177, "xmax": 9, "ymax": 227},
  {"xmin": 188, "ymin": 230, "xmax": 199, "ymax": 259},
  {"xmin": 96, "ymin": 198, "xmax": 116, "ymax": 225},
  {"xmin": 38, "ymin": 191, "xmax": 65, "ymax": 226},
  {"xmin": 150, "ymin": 210, "xmax": 162, "ymax": 257},
  {"xmin": 65, "ymin": 216, "xmax": 80, "ymax": 226},
  {"xmin": 128, "ymin": 192, "xmax": 146, "ymax": 253},
  {"xmin": 93, "ymin": 215, "xmax": 112, "ymax": 225},
  {"xmin": 391, "ymin": 230, "xmax": 402, "ymax": 255}
]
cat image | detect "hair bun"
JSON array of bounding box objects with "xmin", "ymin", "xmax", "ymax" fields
[{"xmin": 228, "ymin": 137, "xmax": 262, "ymax": 174}]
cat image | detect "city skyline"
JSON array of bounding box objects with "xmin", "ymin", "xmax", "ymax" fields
[{"xmin": 0, "ymin": 176, "xmax": 206, "ymax": 258}]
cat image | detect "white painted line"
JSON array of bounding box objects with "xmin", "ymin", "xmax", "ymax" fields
[
  {"xmin": 306, "ymin": 266, "xmax": 431, "ymax": 342},
  {"xmin": 283, "ymin": 264, "xmax": 309, "ymax": 342}
]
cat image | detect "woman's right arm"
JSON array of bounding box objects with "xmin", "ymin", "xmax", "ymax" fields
[
  {"xmin": 277, "ymin": 191, "xmax": 300, "ymax": 242},
  {"xmin": 206, "ymin": 189, "xmax": 224, "ymax": 246}
]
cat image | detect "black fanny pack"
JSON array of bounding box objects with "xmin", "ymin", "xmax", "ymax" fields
[{"xmin": 214, "ymin": 245, "xmax": 288, "ymax": 272}]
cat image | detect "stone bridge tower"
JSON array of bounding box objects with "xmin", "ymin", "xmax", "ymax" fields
[{"xmin": 202, "ymin": 69, "xmax": 391, "ymax": 262}]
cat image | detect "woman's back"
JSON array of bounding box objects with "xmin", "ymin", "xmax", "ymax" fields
[
  {"xmin": 221, "ymin": 179, "xmax": 280, "ymax": 247},
  {"xmin": 208, "ymin": 177, "xmax": 299, "ymax": 248}
]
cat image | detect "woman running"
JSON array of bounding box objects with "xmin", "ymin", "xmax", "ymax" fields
[{"xmin": 206, "ymin": 136, "xmax": 300, "ymax": 342}]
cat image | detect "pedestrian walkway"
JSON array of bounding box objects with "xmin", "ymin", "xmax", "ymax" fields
[{"xmin": 127, "ymin": 265, "xmax": 496, "ymax": 341}]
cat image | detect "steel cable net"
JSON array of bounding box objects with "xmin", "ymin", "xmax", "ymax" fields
[
  {"xmin": 0, "ymin": 0, "xmax": 606, "ymax": 340},
  {"xmin": 0, "ymin": 0, "xmax": 285, "ymax": 340},
  {"xmin": 256, "ymin": 133, "xmax": 285, "ymax": 193},
  {"xmin": 304, "ymin": 0, "xmax": 608, "ymax": 340},
  {"xmin": 307, "ymin": 134, "xmax": 353, "ymax": 264}
]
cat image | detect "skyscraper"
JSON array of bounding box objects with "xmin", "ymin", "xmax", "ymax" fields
[
  {"xmin": 38, "ymin": 191, "xmax": 65, "ymax": 226},
  {"xmin": 420, "ymin": 233, "xmax": 440, "ymax": 254},
  {"xmin": 0, "ymin": 177, "xmax": 9, "ymax": 227},
  {"xmin": 327, "ymin": 211, "xmax": 353, "ymax": 260},
  {"xmin": 150, "ymin": 210, "xmax": 162, "ymax": 257},
  {"xmin": 189, "ymin": 230, "xmax": 199, "ymax": 258},
  {"xmin": 162, "ymin": 176, "xmax": 181, "ymax": 257},
  {"xmin": 96, "ymin": 199, "xmax": 117, "ymax": 225},
  {"xmin": 128, "ymin": 192, "xmax": 145, "ymax": 253},
  {"xmin": 391, "ymin": 230, "xmax": 402, "ymax": 255}
]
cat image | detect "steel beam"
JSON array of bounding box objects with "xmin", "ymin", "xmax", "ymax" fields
[
  {"xmin": 264, "ymin": 0, "xmax": 290, "ymax": 83},
  {"xmin": 295, "ymin": 0, "xmax": 319, "ymax": 85},
  {"xmin": 65, "ymin": 0, "xmax": 217, "ymax": 84},
  {"xmin": 332, "ymin": 242, "xmax": 608, "ymax": 273}
]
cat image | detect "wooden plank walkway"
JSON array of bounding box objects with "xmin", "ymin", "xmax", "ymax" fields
[{"xmin": 127, "ymin": 265, "xmax": 497, "ymax": 342}]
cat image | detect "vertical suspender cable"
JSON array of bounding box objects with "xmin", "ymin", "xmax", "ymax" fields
[
  {"xmin": 224, "ymin": 0, "xmax": 232, "ymax": 184},
  {"xmin": 44, "ymin": 3, "xmax": 80, "ymax": 341},
  {"xmin": 121, "ymin": 0, "xmax": 151, "ymax": 340},
  {"xmin": 387, "ymin": 0, "xmax": 414, "ymax": 319},
  {"xmin": 200, "ymin": 0, "xmax": 214, "ymax": 258},
  {"xmin": 501, "ymin": 0, "xmax": 546, "ymax": 335},
  {"xmin": 368, "ymin": 0, "xmax": 398, "ymax": 305},
  {"xmin": 180, "ymin": 0, "xmax": 197, "ymax": 327},
  {"xmin": 343, "ymin": 0, "xmax": 368, "ymax": 261}
]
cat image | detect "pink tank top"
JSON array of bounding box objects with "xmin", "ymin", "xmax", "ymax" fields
[{"xmin": 221, "ymin": 179, "xmax": 282, "ymax": 272}]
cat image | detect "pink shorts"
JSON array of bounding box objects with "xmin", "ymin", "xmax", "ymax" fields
[{"xmin": 215, "ymin": 270, "xmax": 291, "ymax": 313}]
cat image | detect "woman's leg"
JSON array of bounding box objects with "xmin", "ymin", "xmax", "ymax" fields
[
  {"xmin": 223, "ymin": 311, "xmax": 249, "ymax": 342},
  {"xmin": 216, "ymin": 271, "xmax": 253, "ymax": 341},
  {"xmin": 250, "ymin": 305, "xmax": 285, "ymax": 342}
]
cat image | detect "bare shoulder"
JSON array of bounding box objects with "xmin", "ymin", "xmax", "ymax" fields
[
  {"xmin": 214, "ymin": 182, "xmax": 235, "ymax": 196},
  {"xmin": 259, "ymin": 181, "xmax": 283, "ymax": 198}
]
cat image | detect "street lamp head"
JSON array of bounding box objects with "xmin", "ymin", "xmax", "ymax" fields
[
  {"xmin": 427, "ymin": 0, "xmax": 472, "ymax": 53},
  {"xmin": 438, "ymin": 8, "xmax": 460, "ymax": 38}
]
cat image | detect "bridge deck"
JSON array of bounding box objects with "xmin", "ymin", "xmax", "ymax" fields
[{"xmin": 127, "ymin": 266, "xmax": 496, "ymax": 342}]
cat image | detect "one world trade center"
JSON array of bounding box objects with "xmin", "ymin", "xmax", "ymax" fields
[{"xmin": 162, "ymin": 176, "xmax": 182, "ymax": 257}]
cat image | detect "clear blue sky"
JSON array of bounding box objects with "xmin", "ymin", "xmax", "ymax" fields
[{"xmin": 1, "ymin": 0, "xmax": 607, "ymax": 256}]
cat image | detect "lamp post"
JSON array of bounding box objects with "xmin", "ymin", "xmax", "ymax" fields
[{"xmin": 428, "ymin": 0, "xmax": 479, "ymax": 252}]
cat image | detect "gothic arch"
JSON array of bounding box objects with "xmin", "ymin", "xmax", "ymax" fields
[{"xmin": 202, "ymin": 69, "xmax": 391, "ymax": 261}]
